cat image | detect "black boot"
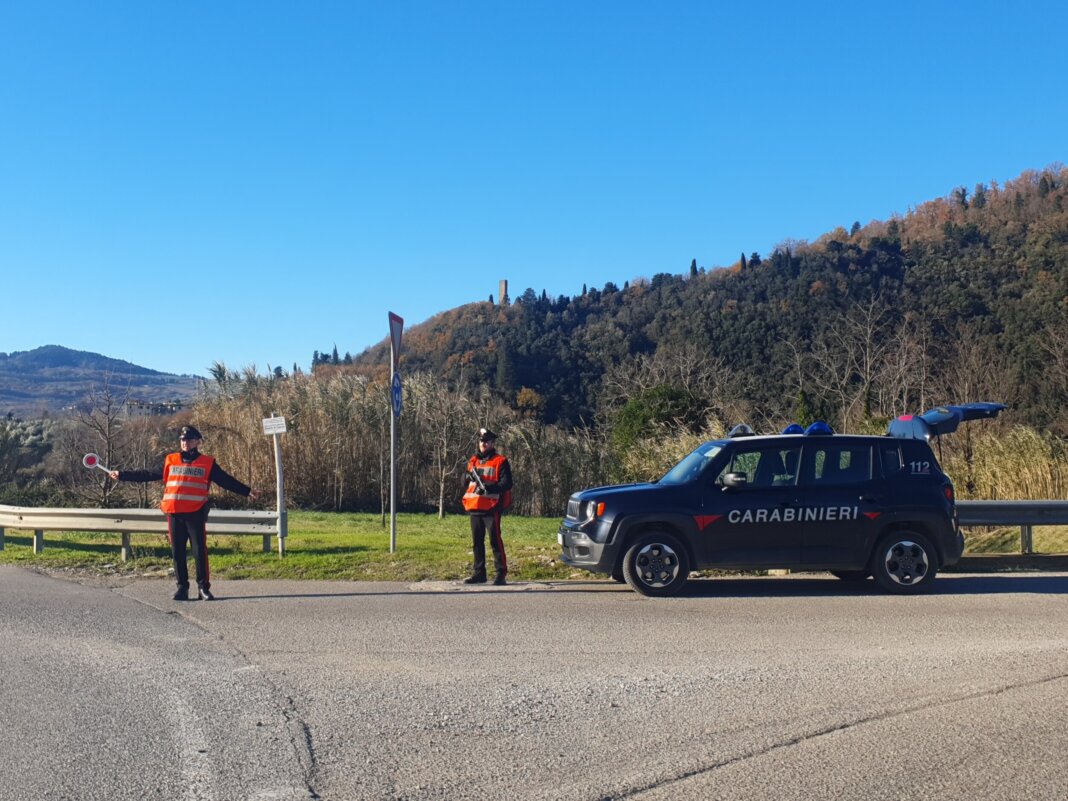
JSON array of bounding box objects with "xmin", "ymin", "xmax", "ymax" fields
[
  {"xmin": 173, "ymin": 586, "xmax": 189, "ymax": 601},
  {"xmin": 493, "ymin": 574, "xmax": 508, "ymax": 586},
  {"xmin": 198, "ymin": 587, "xmax": 215, "ymax": 601},
  {"xmin": 463, "ymin": 575, "xmax": 486, "ymax": 584}
]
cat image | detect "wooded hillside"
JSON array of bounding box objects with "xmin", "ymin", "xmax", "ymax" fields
[{"xmin": 353, "ymin": 166, "xmax": 1068, "ymax": 434}]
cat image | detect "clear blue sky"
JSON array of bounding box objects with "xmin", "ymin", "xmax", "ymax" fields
[{"xmin": 2, "ymin": 1, "xmax": 1065, "ymax": 377}]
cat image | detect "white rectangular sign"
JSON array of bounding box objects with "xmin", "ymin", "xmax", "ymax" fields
[{"xmin": 262, "ymin": 416, "xmax": 287, "ymax": 435}]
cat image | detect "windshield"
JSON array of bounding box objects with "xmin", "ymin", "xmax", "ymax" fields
[{"xmin": 659, "ymin": 442, "xmax": 723, "ymax": 485}]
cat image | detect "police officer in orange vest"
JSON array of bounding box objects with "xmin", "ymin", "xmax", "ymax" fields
[
  {"xmin": 110, "ymin": 425, "xmax": 259, "ymax": 601},
  {"xmin": 462, "ymin": 428, "xmax": 513, "ymax": 585}
]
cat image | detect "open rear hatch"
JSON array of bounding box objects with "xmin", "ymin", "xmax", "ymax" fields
[{"xmin": 887, "ymin": 402, "xmax": 1007, "ymax": 440}]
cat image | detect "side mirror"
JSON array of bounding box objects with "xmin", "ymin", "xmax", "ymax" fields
[{"xmin": 719, "ymin": 472, "xmax": 748, "ymax": 489}]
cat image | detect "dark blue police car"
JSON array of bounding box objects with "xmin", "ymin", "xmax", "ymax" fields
[{"xmin": 558, "ymin": 403, "xmax": 1005, "ymax": 596}]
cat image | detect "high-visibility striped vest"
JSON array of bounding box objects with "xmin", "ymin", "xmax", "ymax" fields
[
  {"xmin": 463, "ymin": 453, "xmax": 510, "ymax": 512},
  {"xmin": 161, "ymin": 453, "xmax": 215, "ymax": 513}
]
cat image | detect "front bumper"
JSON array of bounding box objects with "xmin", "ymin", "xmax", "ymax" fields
[{"xmin": 558, "ymin": 520, "xmax": 618, "ymax": 573}]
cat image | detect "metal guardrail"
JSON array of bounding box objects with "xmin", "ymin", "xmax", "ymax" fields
[
  {"xmin": 957, "ymin": 500, "xmax": 1068, "ymax": 554},
  {"xmin": 0, "ymin": 504, "xmax": 282, "ymax": 560},
  {"xmin": 1, "ymin": 501, "xmax": 1063, "ymax": 560}
]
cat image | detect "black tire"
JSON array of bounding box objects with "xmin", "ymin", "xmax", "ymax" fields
[
  {"xmin": 610, "ymin": 567, "xmax": 626, "ymax": 583},
  {"xmin": 830, "ymin": 570, "xmax": 870, "ymax": 582},
  {"xmin": 621, "ymin": 531, "xmax": 690, "ymax": 597},
  {"xmin": 870, "ymin": 531, "xmax": 938, "ymax": 593}
]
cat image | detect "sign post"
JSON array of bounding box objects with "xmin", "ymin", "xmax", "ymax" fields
[
  {"xmin": 388, "ymin": 312, "xmax": 404, "ymax": 553},
  {"xmin": 262, "ymin": 414, "xmax": 288, "ymax": 556}
]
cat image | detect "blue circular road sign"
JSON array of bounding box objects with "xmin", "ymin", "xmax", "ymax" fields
[{"xmin": 391, "ymin": 372, "xmax": 402, "ymax": 418}]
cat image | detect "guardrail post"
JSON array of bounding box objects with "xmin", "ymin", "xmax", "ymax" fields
[
  {"xmin": 33, "ymin": 529, "xmax": 44, "ymax": 553},
  {"xmin": 262, "ymin": 534, "xmax": 270, "ymax": 553},
  {"xmin": 121, "ymin": 533, "xmax": 132, "ymax": 562},
  {"xmin": 1021, "ymin": 525, "xmax": 1034, "ymax": 555},
  {"xmin": 0, "ymin": 525, "xmax": 5, "ymax": 551}
]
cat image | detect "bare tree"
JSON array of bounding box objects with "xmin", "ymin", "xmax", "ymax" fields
[
  {"xmin": 875, "ymin": 311, "xmax": 934, "ymax": 418},
  {"xmin": 1038, "ymin": 319, "xmax": 1068, "ymax": 428},
  {"xmin": 75, "ymin": 375, "xmax": 132, "ymax": 507},
  {"xmin": 929, "ymin": 322, "xmax": 1020, "ymax": 408},
  {"xmin": 808, "ymin": 296, "xmax": 896, "ymax": 427},
  {"xmin": 413, "ymin": 371, "xmax": 473, "ymax": 518}
]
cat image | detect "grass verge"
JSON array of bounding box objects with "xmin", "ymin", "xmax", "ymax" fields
[
  {"xmin": 2, "ymin": 512, "xmax": 1065, "ymax": 581},
  {"xmin": 0, "ymin": 511, "xmax": 575, "ymax": 581}
]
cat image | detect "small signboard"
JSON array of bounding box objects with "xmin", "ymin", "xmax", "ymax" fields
[
  {"xmin": 262, "ymin": 416, "xmax": 287, "ymax": 435},
  {"xmin": 391, "ymin": 372, "xmax": 403, "ymax": 418},
  {"xmin": 388, "ymin": 312, "xmax": 404, "ymax": 369}
]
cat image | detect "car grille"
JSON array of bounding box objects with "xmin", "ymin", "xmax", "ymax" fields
[{"xmin": 566, "ymin": 498, "xmax": 581, "ymax": 520}]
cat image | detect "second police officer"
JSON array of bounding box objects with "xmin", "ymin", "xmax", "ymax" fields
[{"xmin": 462, "ymin": 427, "xmax": 513, "ymax": 585}]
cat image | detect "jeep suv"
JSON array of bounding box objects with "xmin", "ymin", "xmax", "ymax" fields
[{"xmin": 558, "ymin": 404, "xmax": 1005, "ymax": 596}]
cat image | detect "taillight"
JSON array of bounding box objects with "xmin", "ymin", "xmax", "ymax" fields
[{"xmin": 944, "ymin": 484, "xmax": 955, "ymax": 503}]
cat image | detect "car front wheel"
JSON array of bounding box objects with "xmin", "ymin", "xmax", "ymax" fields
[
  {"xmin": 870, "ymin": 531, "xmax": 937, "ymax": 593},
  {"xmin": 622, "ymin": 532, "xmax": 690, "ymax": 597}
]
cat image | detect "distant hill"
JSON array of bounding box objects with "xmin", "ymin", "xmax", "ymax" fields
[{"xmin": 0, "ymin": 345, "xmax": 199, "ymax": 418}]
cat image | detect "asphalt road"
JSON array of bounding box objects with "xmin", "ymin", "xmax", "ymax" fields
[{"xmin": 2, "ymin": 566, "xmax": 1067, "ymax": 801}]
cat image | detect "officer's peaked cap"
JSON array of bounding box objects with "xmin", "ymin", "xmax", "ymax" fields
[
  {"xmin": 478, "ymin": 427, "xmax": 497, "ymax": 442},
  {"xmin": 180, "ymin": 425, "xmax": 203, "ymax": 440}
]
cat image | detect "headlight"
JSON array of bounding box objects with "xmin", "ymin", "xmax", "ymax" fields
[{"xmin": 583, "ymin": 500, "xmax": 606, "ymax": 522}]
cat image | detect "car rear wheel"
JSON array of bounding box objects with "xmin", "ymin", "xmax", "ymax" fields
[
  {"xmin": 622, "ymin": 532, "xmax": 690, "ymax": 597},
  {"xmin": 830, "ymin": 570, "xmax": 870, "ymax": 581},
  {"xmin": 870, "ymin": 531, "xmax": 937, "ymax": 593}
]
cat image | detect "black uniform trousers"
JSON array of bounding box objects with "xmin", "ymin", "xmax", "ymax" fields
[
  {"xmin": 469, "ymin": 511, "xmax": 507, "ymax": 579},
  {"xmin": 167, "ymin": 507, "xmax": 211, "ymax": 591}
]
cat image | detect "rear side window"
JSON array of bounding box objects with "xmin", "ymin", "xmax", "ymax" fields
[
  {"xmin": 801, "ymin": 444, "xmax": 872, "ymax": 485},
  {"xmin": 881, "ymin": 445, "xmax": 904, "ymax": 475}
]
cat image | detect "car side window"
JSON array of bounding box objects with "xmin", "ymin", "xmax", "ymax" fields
[
  {"xmin": 801, "ymin": 444, "xmax": 872, "ymax": 485},
  {"xmin": 719, "ymin": 449, "xmax": 759, "ymax": 485},
  {"xmin": 719, "ymin": 446, "xmax": 801, "ymax": 488}
]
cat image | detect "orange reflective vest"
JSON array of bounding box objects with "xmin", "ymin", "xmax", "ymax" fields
[
  {"xmin": 463, "ymin": 453, "xmax": 510, "ymax": 512},
  {"xmin": 161, "ymin": 453, "xmax": 215, "ymax": 514}
]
